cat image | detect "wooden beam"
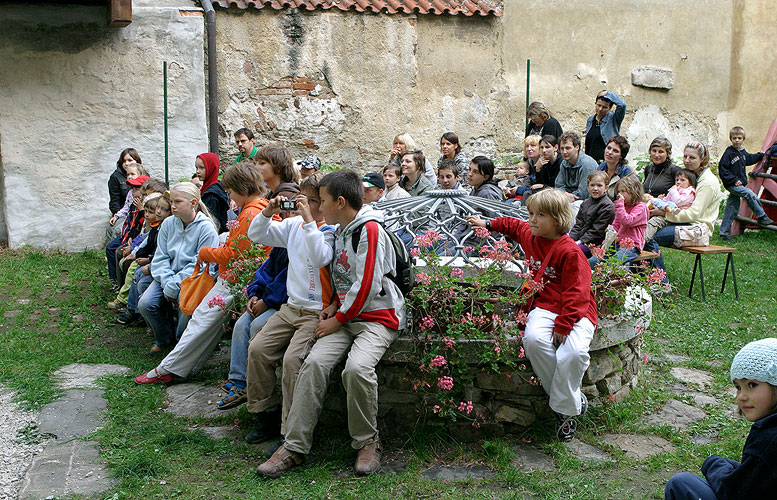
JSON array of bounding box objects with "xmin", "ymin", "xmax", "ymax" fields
[{"xmin": 109, "ymin": 0, "xmax": 132, "ymax": 27}]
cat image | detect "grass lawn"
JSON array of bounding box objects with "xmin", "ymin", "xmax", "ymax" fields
[{"xmin": 1, "ymin": 229, "xmax": 775, "ymax": 500}]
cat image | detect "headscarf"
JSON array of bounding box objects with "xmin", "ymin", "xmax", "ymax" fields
[{"xmin": 196, "ymin": 152, "xmax": 221, "ymax": 192}]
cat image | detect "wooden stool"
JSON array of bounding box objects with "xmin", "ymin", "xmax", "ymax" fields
[{"xmin": 679, "ymin": 245, "xmax": 738, "ymax": 300}]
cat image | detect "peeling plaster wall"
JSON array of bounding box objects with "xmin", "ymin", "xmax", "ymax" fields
[
  {"xmin": 216, "ymin": 1, "xmax": 777, "ymax": 170},
  {"xmin": 0, "ymin": 2, "xmax": 207, "ymax": 250}
]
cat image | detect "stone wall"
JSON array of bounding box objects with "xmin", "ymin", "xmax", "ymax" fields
[
  {"xmin": 214, "ymin": 1, "xmax": 777, "ymax": 171},
  {"xmin": 0, "ymin": 1, "xmax": 207, "ymax": 250},
  {"xmin": 318, "ymin": 321, "xmax": 643, "ymax": 436}
]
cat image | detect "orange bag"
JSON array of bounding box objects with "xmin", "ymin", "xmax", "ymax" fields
[{"xmin": 178, "ymin": 262, "xmax": 215, "ymax": 315}]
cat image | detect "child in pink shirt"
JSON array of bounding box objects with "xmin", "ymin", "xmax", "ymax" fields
[{"xmin": 589, "ymin": 175, "xmax": 648, "ymax": 268}]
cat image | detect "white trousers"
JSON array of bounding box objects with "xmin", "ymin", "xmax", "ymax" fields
[
  {"xmin": 159, "ymin": 277, "xmax": 232, "ymax": 378},
  {"xmin": 523, "ymin": 307, "xmax": 595, "ymax": 416}
]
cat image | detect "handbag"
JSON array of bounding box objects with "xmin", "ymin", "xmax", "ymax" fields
[
  {"xmin": 178, "ymin": 261, "xmax": 215, "ymax": 315},
  {"xmin": 673, "ymin": 223, "xmax": 710, "ymax": 248}
]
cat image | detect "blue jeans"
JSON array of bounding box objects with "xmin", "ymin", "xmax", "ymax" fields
[
  {"xmin": 137, "ymin": 280, "xmax": 190, "ymax": 348},
  {"xmin": 105, "ymin": 236, "xmax": 122, "ymax": 282},
  {"xmin": 720, "ymin": 184, "xmax": 767, "ymax": 237},
  {"xmin": 228, "ymin": 308, "xmax": 277, "ymax": 384},
  {"xmin": 588, "ymin": 245, "xmax": 640, "ymax": 269},
  {"xmin": 643, "ymin": 224, "xmax": 684, "ymax": 273},
  {"xmin": 127, "ymin": 267, "xmax": 153, "ymax": 314},
  {"xmin": 664, "ymin": 472, "xmax": 717, "ymax": 500}
]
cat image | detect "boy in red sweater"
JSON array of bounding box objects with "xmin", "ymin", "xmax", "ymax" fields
[{"xmin": 467, "ymin": 188, "xmax": 598, "ymax": 441}]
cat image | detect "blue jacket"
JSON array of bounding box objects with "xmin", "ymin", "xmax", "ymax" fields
[
  {"xmin": 151, "ymin": 212, "xmax": 219, "ymax": 299},
  {"xmin": 701, "ymin": 412, "xmax": 777, "ymax": 499},
  {"xmin": 585, "ymin": 91, "xmax": 626, "ymax": 143},
  {"xmin": 245, "ymin": 247, "xmax": 289, "ymax": 311},
  {"xmin": 718, "ymin": 145, "xmax": 764, "ymax": 188},
  {"xmin": 556, "ymin": 151, "xmax": 598, "ymax": 200}
]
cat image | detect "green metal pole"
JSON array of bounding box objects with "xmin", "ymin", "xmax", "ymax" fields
[
  {"xmin": 525, "ymin": 59, "xmax": 531, "ymax": 131},
  {"xmin": 163, "ymin": 61, "xmax": 169, "ymax": 186}
]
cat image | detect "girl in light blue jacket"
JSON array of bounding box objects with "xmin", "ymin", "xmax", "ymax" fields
[{"xmin": 138, "ymin": 182, "xmax": 219, "ymax": 353}]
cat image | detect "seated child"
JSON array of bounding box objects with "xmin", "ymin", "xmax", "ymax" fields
[
  {"xmin": 109, "ymin": 192, "xmax": 162, "ymax": 311},
  {"xmin": 643, "ymin": 168, "xmax": 697, "ymax": 213},
  {"xmin": 106, "ymin": 174, "xmax": 149, "ymax": 286},
  {"xmin": 237, "ymin": 171, "xmax": 335, "ymax": 445},
  {"xmin": 569, "ymin": 170, "xmax": 615, "ymax": 258},
  {"xmin": 117, "ymin": 194, "xmax": 171, "ymax": 325},
  {"xmin": 664, "ymin": 338, "xmax": 777, "ymax": 500},
  {"xmin": 437, "ymin": 159, "xmax": 466, "ymax": 192},
  {"xmin": 381, "ymin": 164, "xmax": 410, "ymax": 200},
  {"xmin": 135, "ymin": 163, "xmax": 267, "ymax": 382},
  {"xmin": 502, "ymin": 160, "xmax": 533, "ymax": 201},
  {"xmin": 718, "ymin": 126, "xmax": 774, "ymax": 240},
  {"xmin": 136, "ymin": 182, "xmax": 219, "ymax": 354},
  {"xmin": 362, "ymin": 172, "xmax": 385, "ymax": 204},
  {"xmin": 466, "ymin": 189, "xmax": 597, "ymax": 442},
  {"xmin": 109, "ymin": 163, "xmax": 144, "ymax": 228},
  {"xmin": 257, "ymin": 169, "xmax": 405, "ymax": 477},
  {"xmin": 195, "ymin": 152, "xmax": 231, "ymax": 233},
  {"xmin": 114, "ymin": 178, "xmax": 168, "ymax": 292},
  {"xmin": 468, "ymin": 156, "xmax": 504, "ymax": 201},
  {"xmin": 589, "ymin": 175, "xmax": 648, "ymax": 268},
  {"xmin": 216, "ymin": 246, "xmax": 288, "ymax": 410}
]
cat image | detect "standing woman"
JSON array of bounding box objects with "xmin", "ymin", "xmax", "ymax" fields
[
  {"xmin": 597, "ymin": 136, "xmax": 635, "ymax": 200},
  {"xmin": 525, "ymin": 102, "xmax": 563, "ymax": 139},
  {"xmin": 438, "ymin": 132, "xmax": 469, "ymax": 184},
  {"xmin": 195, "ymin": 152, "xmax": 230, "ymax": 233},
  {"xmin": 137, "ymin": 182, "xmax": 219, "ymax": 352},
  {"xmin": 643, "ymin": 141, "xmax": 722, "ymax": 275},
  {"xmin": 389, "ymin": 132, "xmax": 436, "ymax": 183},
  {"xmin": 400, "ymin": 150, "xmax": 435, "ymax": 196}
]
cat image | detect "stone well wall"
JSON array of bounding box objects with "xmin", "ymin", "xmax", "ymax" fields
[{"xmin": 319, "ymin": 319, "xmax": 643, "ymax": 437}]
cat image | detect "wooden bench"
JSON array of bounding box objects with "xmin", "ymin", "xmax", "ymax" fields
[
  {"xmin": 677, "ymin": 245, "xmax": 738, "ymax": 301},
  {"xmin": 632, "ymin": 250, "xmax": 660, "ymax": 262}
]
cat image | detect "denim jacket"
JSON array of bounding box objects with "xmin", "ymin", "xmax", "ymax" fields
[{"xmin": 585, "ymin": 91, "xmax": 626, "ymax": 143}]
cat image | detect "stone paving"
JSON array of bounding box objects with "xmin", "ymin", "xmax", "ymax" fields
[
  {"xmin": 18, "ymin": 363, "xmax": 129, "ymax": 500},
  {"xmin": 7, "ymin": 349, "xmax": 727, "ymax": 495}
]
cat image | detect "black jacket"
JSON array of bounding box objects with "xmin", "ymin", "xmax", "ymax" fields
[
  {"xmin": 134, "ymin": 225, "xmax": 160, "ymax": 260},
  {"xmin": 569, "ymin": 195, "xmax": 615, "ymax": 245},
  {"xmin": 535, "ymin": 155, "xmax": 562, "ymax": 188},
  {"xmin": 202, "ymin": 182, "xmax": 230, "ymax": 233},
  {"xmin": 525, "ymin": 117, "xmax": 563, "ymax": 140},
  {"xmin": 702, "ymin": 412, "xmax": 777, "ymax": 500},
  {"xmin": 108, "ymin": 166, "xmax": 129, "ymax": 215},
  {"xmin": 718, "ymin": 146, "xmax": 764, "ymax": 188}
]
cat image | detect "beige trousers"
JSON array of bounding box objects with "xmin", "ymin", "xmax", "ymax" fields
[
  {"xmin": 245, "ymin": 304, "xmax": 319, "ymax": 434},
  {"xmin": 283, "ymin": 321, "xmax": 398, "ymax": 455}
]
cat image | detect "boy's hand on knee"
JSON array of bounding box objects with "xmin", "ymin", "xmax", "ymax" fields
[
  {"xmin": 315, "ymin": 317, "xmax": 341, "ymax": 338},
  {"xmin": 140, "ymin": 264, "xmax": 150, "ymax": 275},
  {"xmin": 319, "ymin": 302, "xmax": 338, "ymax": 321},
  {"xmin": 552, "ymin": 331, "xmax": 567, "ymax": 348}
]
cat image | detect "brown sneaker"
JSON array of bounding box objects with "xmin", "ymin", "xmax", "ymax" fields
[
  {"xmin": 354, "ymin": 439, "xmax": 382, "ymax": 476},
  {"xmin": 256, "ymin": 445, "xmax": 303, "ymax": 478}
]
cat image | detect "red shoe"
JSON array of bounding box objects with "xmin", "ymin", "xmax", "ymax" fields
[{"xmin": 134, "ymin": 368, "xmax": 173, "ymax": 385}]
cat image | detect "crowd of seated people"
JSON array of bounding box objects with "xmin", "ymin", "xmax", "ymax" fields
[{"xmin": 102, "ymin": 89, "xmax": 776, "ymax": 483}]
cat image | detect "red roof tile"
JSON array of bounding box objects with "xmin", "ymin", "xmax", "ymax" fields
[{"xmin": 213, "ymin": 0, "xmax": 502, "ymax": 17}]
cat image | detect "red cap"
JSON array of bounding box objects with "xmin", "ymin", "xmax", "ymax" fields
[{"xmin": 127, "ymin": 175, "xmax": 151, "ymax": 186}]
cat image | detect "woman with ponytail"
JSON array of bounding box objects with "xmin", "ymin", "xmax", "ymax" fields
[{"xmin": 137, "ymin": 182, "xmax": 219, "ymax": 353}]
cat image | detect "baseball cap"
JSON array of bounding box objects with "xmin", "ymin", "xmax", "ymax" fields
[
  {"xmin": 296, "ymin": 155, "xmax": 321, "ymax": 171},
  {"xmin": 362, "ymin": 172, "xmax": 385, "ymax": 190},
  {"xmin": 127, "ymin": 175, "xmax": 151, "ymax": 186}
]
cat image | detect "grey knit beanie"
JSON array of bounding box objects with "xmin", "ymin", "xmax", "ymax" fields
[{"xmin": 730, "ymin": 338, "xmax": 777, "ymax": 385}]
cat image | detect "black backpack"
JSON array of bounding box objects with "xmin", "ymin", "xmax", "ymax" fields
[{"xmin": 351, "ymin": 221, "xmax": 415, "ymax": 296}]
